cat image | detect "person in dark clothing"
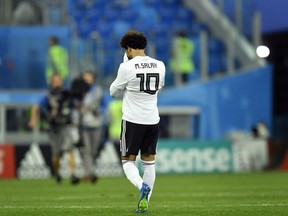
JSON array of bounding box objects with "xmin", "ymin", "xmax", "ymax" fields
[
  {"xmin": 29, "ymin": 74, "xmax": 80, "ymax": 185},
  {"xmin": 71, "ymin": 71, "xmax": 103, "ymax": 184}
]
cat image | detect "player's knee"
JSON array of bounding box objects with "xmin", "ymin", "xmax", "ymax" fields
[
  {"xmin": 122, "ymin": 155, "xmax": 136, "ymax": 161},
  {"xmin": 140, "ymin": 154, "xmax": 155, "ymax": 161}
]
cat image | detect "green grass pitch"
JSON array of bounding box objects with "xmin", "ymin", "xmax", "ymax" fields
[{"xmin": 0, "ymin": 172, "xmax": 288, "ymax": 216}]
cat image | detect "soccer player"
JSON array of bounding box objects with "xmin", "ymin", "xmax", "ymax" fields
[{"xmin": 109, "ymin": 31, "xmax": 166, "ymax": 213}]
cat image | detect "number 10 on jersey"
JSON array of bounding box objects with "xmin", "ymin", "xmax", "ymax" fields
[{"xmin": 136, "ymin": 73, "xmax": 160, "ymax": 95}]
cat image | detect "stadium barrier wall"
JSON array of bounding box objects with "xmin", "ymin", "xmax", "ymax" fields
[
  {"xmin": 139, "ymin": 139, "xmax": 268, "ymax": 174},
  {"xmin": 10, "ymin": 141, "xmax": 123, "ymax": 179},
  {"xmin": 0, "ymin": 144, "xmax": 16, "ymax": 178},
  {"xmin": 155, "ymin": 139, "xmax": 234, "ymax": 173},
  {"xmin": 158, "ymin": 64, "xmax": 272, "ymax": 140},
  {"xmin": 0, "ymin": 138, "xmax": 270, "ymax": 179}
]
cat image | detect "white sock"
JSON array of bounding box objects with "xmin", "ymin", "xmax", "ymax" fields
[
  {"xmin": 122, "ymin": 160, "xmax": 143, "ymax": 190},
  {"xmin": 142, "ymin": 160, "xmax": 156, "ymax": 201}
]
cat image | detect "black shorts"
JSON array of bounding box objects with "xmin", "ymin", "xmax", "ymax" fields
[{"xmin": 120, "ymin": 120, "xmax": 159, "ymax": 157}]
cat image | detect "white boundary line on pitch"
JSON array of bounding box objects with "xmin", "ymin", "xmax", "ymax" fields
[
  {"xmin": 0, "ymin": 206, "xmax": 114, "ymax": 209},
  {"xmin": 1, "ymin": 203, "xmax": 288, "ymax": 209},
  {"xmin": 216, "ymin": 203, "xmax": 288, "ymax": 207}
]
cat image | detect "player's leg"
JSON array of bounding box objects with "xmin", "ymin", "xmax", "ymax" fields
[
  {"xmin": 50, "ymin": 130, "xmax": 62, "ymax": 183},
  {"xmin": 121, "ymin": 120, "xmax": 153, "ymax": 213},
  {"xmin": 52, "ymin": 154, "xmax": 61, "ymax": 183},
  {"xmin": 182, "ymin": 73, "xmax": 189, "ymax": 83},
  {"xmin": 89, "ymin": 129, "xmax": 101, "ymax": 183},
  {"xmin": 140, "ymin": 123, "xmax": 159, "ymax": 203},
  {"xmin": 122, "ymin": 155, "xmax": 151, "ymax": 213},
  {"xmin": 63, "ymin": 126, "xmax": 80, "ymax": 184},
  {"xmin": 81, "ymin": 129, "xmax": 91, "ymax": 180},
  {"xmin": 122, "ymin": 155, "xmax": 143, "ymax": 190},
  {"xmin": 120, "ymin": 120, "xmax": 145, "ymax": 190},
  {"xmin": 67, "ymin": 150, "xmax": 76, "ymax": 177},
  {"xmin": 134, "ymin": 154, "xmax": 154, "ymax": 213},
  {"xmin": 141, "ymin": 154, "xmax": 155, "ymax": 201},
  {"xmin": 66, "ymin": 150, "xmax": 80, "ymax": 184}
]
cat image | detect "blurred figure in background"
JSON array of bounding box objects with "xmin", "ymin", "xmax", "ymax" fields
[
  {"xmin": 29, "ymin": 74, "xmax": 80, "ymax": 185},
  {"xmin": 46, "ymin": 36, "xmax": 69, "ymax": 85},
  {"xmin": 170, "ymin": 30, "xmax": 195, "ymax": 86},
  {"xmin": 71, "ymin": 70, "xmax": 103, "ymax": 183},
  {"xmin": 251, "ymin": 121, "xmax": 270, "ymax": 140},
  {"xmin": 108, "ymin": 99, "xmax": 123, "ymax": 166},
  {"xmin": 12, "ymin": 0, "xmax": 42, "ymax": 25}
]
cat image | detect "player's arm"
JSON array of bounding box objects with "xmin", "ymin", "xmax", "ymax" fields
[
  {"xmin": 110, "ymin": 64, "xmax": 127, "ymax": 98},
  {"xmin": 28, "ymin": 95, "xmax": 47, "ymax": 128},
  {"xmin": 110, "ymin": 52, "xmax": 129, "ymax": 98},
  {"xmin": 29, "ymin": 104, "xmax": 40, "ymax": 128},
  {"xmin": 123, "ymin": 53, "xmax": 129, "ymax": 63},
  {"xmin": 158, "ymin": 62, "xmax": 166, "ymax": 92}
]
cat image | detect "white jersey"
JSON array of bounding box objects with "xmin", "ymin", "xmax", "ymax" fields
[{"xmin": 110, "ymin": 56, "xmax": 165, "ymax": 125}]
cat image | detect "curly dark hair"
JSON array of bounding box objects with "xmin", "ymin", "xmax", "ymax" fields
[{"xmin": 119, "ymin": 31, "xmax": 147, "ymax": 50}]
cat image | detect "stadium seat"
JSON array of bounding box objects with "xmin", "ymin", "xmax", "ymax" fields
[
  {"xmin": 96, "ymin": 23, "xmax": 113, "ymax": 38},
  {"xmin": 121, "ymin": 9, "xmax": 138, "ymax": 23},
  {"xmin": 154, "ymin": 37, "xmax": 171, "ymax": 61},
  {"xmin": 138, "ymin": 6, "xmax": 158, "ymax": 25},
  {"xmin": 162, "ymin": 0, "xmax": 181, "ymax": 7},
  {"xmin": 86, "ymin": 8, "xmax": 102, "ymax": 24},
  {"xmin": 208, "ymin": 54, "xmax": 226, "ymax": 76},
  {"xmin": 77, "ymin": 21, "xmax": 93, "ymax": 38},
  {"xmin": 90, "ymin": 0, "xmax": 108, "ymax": 9},
  {"xmin": 176, "ymin": 7, "xmax": 195, "ymax": 23},
  {"xmin": 208, "ymin": 38, "xmax": 224, "ymax": 54},
  {"xmin": 159, "ymin": 7, "xmax": 177, "ymax": 25},
  {"xmin": 190, "ymin": 23, "xmax": 209, "ymax": 35},
  {"xmin": 113, "ymin": 20, "xmax": 131, "ymax": 40},
  {"xmin": 152, "ymin": 23, "xmax": 171, "ymax": 38},
  {"xmin": 75, "ymin": 0, "xmax": 88, "ymax": 10},
  {"xmin": 170, "ymin": 21, "xmax": 191, "ymax": 35},
  {"xmin": 102, "ymin": 9, "xmax": 119, "ymax": 24},
  {"xmin": 144, "ymin": 0, "xmax": 161, "ymax": 9},
  {"xmin": 107, "ymin": 0, "xmax": 129, "ymax": 9},
  {"xmin": 68, "ymin": 10, "xmax": 85, "ymax": 25}
]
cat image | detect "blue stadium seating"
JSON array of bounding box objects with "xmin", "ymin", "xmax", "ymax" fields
[
  {"xmin": 102, "ymin": 9, "xmax": 119, "ymax": 24},
  {"xmin": 159, "ymin": 7, "xmax": 177, "ymax": 25},
  {"xmin": 66, "ymin": 0, "xmax": 226, "ymax": 81},
  {"xmin": 77, "ymin": 21, "xmax": 94, "ymax": 38},
  {"xmin": 113, "ymin": 20, "xmax": 131, "ymax": 40},
  {"xmin": 86, "ymin": 8, "xmax": 103, "ymax": 24},
  {"xmin": 176, "ymin": 7, "xmax": 195, "ymax": 23},
  {"xmin": 162, "ymin": 0, "xmax": 181, "ymax": 6},
  {"xmin": 144, "ymin": 0, "xmax": 161, "ymax": 9},
  {"xmin": 121, "ymin": 9, "xmax": 138, "ymax": 23},
  {"xmin": 138, "ymin": 6, "xmax": 158, "ymax": 25}
]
